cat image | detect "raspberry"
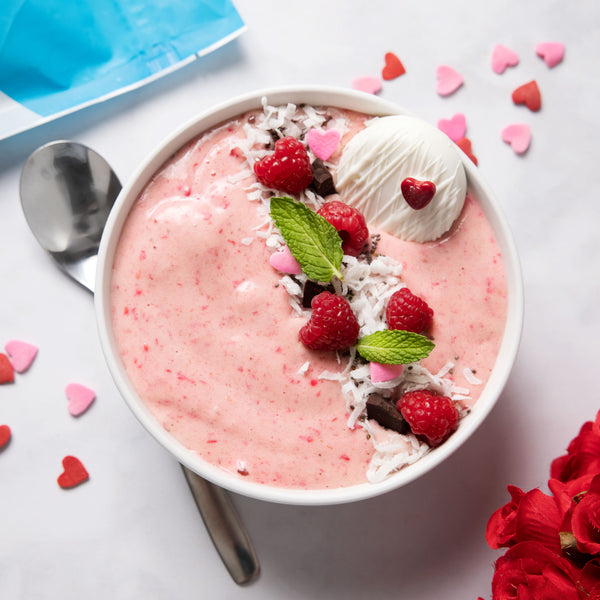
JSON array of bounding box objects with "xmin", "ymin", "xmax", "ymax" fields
[
  {"xmin": 317, "ymin": 200, "xmax": 369, "ymax": 257},
  {"xmin": 299, "ymin": 291, "xmax": 360, "ymax": 351},
  {"xmin": 253, "ymin": 136, "xmax": 313, "ymax": 194},
  {"xmin": 386, "ymin": 287, "xmax": 433, "ymax": 334},
  {"xmin": 397, "ymin": 390, "xmax": 459, "ymax": 446}
]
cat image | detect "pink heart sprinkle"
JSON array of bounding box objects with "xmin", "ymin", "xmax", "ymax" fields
[
  {"xmin": 370, "ymin": 362, "xmax": 404, "ymax": 384},
  {"xmin": 306, "ymin": 128, "xmax": 341, "ymax": 161},
  {"xmin": 501, "ymin": 124, "xmax": 531, "ymax": 155},
  {"xmin": 535, "ymin": 42, "xmax": 565, "ymax": 68},
  {"xmin": 269, "ymin": 245, "xmax": 302, "ymax": 275},
  {"xmin": 437, "ymin": 113, "xmax": 467, "ymax": 142},
  {"xmin": 436, "ymin": 65, "xmax": 464, "ymax": 97},
  {"xmin": 66, "ymin": 383, "xmax": 96, "ymax": 417},
  {"xmin": 5, "ymin": 340, "xmax": 38, "ymax": 373},
  {"xmin": 491, "ymin": 44, "xmax": 519, "ymax": 74},
  {"xmin": 351, "ymin": 76, "xmax": 382, "ymax": 95}
]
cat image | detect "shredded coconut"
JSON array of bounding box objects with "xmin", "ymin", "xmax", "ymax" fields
[{"xmin": 237, "ymin": 99, "xmax": 471, "ymax": 482}]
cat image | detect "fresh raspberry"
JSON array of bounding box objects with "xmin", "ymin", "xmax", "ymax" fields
[
  {"xmin": 299, "ymin": 291, "xmax": 360, "ymax": 351},
  {"xmin": 253, "ymin": 136, "xmax": 313, "ymax": 194},
  {"xmin": 386, "ymin": 287, "xmax": 433, "ymax": 334},
  {"xmin": 317, "ymin": 200, "xmax": 369, "ymax": 257},
  {"xmin": 397, "ymin": 390, "xmax": 459, "ymax": 446}
]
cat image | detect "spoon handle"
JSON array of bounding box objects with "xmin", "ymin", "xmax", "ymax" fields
[{"xmin": 181, "ymin": 465, "xmax": 260, "ymax": 585}]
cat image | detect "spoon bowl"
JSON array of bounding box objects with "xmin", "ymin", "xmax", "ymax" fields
[{"xmin": 20, "ymin": 141, "xmax": 121, "ymax": 292}]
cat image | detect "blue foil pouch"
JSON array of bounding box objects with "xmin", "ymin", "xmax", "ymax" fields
[{"xmin": 0, "ymin": 0, "xmax": 245, "ymax": 139}]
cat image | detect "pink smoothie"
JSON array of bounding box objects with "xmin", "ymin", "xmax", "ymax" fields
[{"xmin": 110, "ymin": 106, "xmax": 507, "ymax": 489}]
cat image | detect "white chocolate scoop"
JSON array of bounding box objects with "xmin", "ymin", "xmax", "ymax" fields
[{"xmin": 335, "ymin": 115, "xmax": 467, "ymax": 242}]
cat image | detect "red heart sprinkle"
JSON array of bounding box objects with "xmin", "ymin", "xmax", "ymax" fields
[
  {"xmin": 57, "ymin": 455, "xmax": 89, "ymax": 489},
  {"xmin": 382, "ymin": 52, "xmax": 406, "ymax": 80},
  {"xmin": 0, "ymin": 425, "xmax": 11, "ymax": 449},
  {"xmin": 401, "ymin": 178, "xmax": 436, "ymax": 210},
  {"xmin": 512, "ymin": 80, "xmax": 541, "ymax": 112},
  {"xmin": 0, "ymin": 354, "xmax": 14, "ymax": 384},
  {"xmin": 456, "ymin": 137, "xmax": 478, "ymax": 166}
]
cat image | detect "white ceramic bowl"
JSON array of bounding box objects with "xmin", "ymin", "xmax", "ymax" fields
[{"xmin": 95, "ymin": 85, "xmax": 523, "ymax": 505}]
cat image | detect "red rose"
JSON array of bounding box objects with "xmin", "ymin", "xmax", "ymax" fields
[
  {"xmin": 571, "ymin": 474, "xmax": 600, "ymax": 556},
  {"xmin": 551, "ymin": 411, "xmax": 600, "ymax": 483},
  {"xmin": 486, "ymin": 486, "xmax": 561, "ymax": 552},
  {"xmin": 486, "ymin": 485, "xmax": 525, "ymax": 549},
  {"xmin": 491, "ymin": 541, "xmax": 585, "ymax": 600},
  {"xmin": 580, "ymin": 559, "xmax": 600, "ymax": 598}
]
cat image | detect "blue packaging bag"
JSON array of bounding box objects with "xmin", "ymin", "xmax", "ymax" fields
[{"xmin": 0, "ymin": 0, "xmax": 245, "ymax": 139}]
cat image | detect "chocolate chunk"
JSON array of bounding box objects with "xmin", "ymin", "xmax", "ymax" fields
[
  {"xmin": 302, "ymin": 280, "xmax": 334, "ymax": 308},
  {"xmin": 311, "ymin": 158, "xmax": 337, "ymax": 197},
  {"xmin": 366, "ymin": 394, "xmax": 409, "ymax": 434}
]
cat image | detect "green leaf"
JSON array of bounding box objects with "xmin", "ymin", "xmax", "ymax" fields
[
  {"xmin": 270, "ymin": 196, "xmax": 343, "ymax": 282},
  {"xmin": 356, "ymin": 330, "xmax": 435, "ymax": 365}
]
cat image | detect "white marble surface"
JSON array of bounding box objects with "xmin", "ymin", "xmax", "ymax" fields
[{"xmin": 1, "ymin": 1, "xmax": 599, "ymax": 598}]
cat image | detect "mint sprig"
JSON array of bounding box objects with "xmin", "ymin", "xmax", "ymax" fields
[
  {"xmin": 356, "ymin": 330, "xmax": 434, "ymax": 365},
  {"xmin": 270, "ymin": 196, "xmax": 343, "ymax": 282}
]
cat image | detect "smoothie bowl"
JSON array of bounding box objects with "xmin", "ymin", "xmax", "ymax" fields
[{"xmin": 95, "ymin": 86, "xmax": 523, "ymax": 505}]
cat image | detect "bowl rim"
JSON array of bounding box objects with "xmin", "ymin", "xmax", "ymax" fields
[{"xmin": 95, "ymin": 84, "xmax": 524, "ymax": 506}]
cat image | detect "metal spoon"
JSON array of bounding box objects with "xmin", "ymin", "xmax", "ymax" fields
[{"xmin": 19, "ymin": 140, "xmax": 260, "ymax": 585}]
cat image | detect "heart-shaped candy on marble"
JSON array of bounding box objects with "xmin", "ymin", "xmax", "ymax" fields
[
  {"xmin": 535, "ymin": 42, "xmax": 565, "ymax": 68},
  {"xmin": 438, "ymin": 113, "xmax": 466, "ymax": 142},
  {"xmin": 306, "ymin": 128, "xmax": 341, "ymax": 161},
  {"xmin": 436, "ymin": 65, "xmax": 464, "ymax": 96},
  {"xmin": 512, "ymin": 80, "xmax": 541, "ymax": 112},
  {"xmin": 269, "ymin": 245, "xmax": 302, "ymax": 275},
  {"xmin": 381, "ymin": 52, "xmax": 406, "ymax": 80},
  {"xmin": 5, "ymin": 340, "xmax": 38, "ymax": 373},
  {"xmin": 0, "ymin": 354, "xmax": 14, "ymax": 384},
  {"xmin": 57, "ymin": 455, "xmax": 89, "ymax": 489},
  {"xmin": 66, "ymin": 383, "xmax": 96, "ymax": 417},
  {"xmin": 351, "ymin": 76, "xmax": 382, "ymax": 95},
  {"xmin": 0, "ymin": 424, "xmax": 11, "ymax": 449},
  {"xmin": 491, "ymin": 44, "xmax": 519, "ymax": 74},
  {"xmin": 456, "ymin": 137, "xmax": 478, "ymax": 166},
  {"xmin": 501, "ymin": 124, "xmax": 531, "ymax": 154}
]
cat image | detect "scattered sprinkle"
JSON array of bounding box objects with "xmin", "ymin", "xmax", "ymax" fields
[
  {"xmin": 306, "ymin": 128, "xmax": 341, "ymax": 161},
  {"xmin": 65, "ymin": 383, "xmax": 96, "ymax": 417},
  {"xmin": 491, "ymin": 44, "xmax": 519, "ymax": 74},
  {"xmin": 351, "ymin": 76, "xmax": 382, "ymax": 95},
  {"xmin": 0, "ymin": 353, "xmax": 15, "ymax": 384},
  {"xmin": 437, "ymin": 113, "xmax": 467, "ymax": 142},
  {"xmin": 512, "ymin": 80, "xmax": 541, "ymax": 112},
  {"xmin": 57, "ymin": 455, "xmax": 89, "ymax": 489},
  {"xmin": 0, "ymin": 424, "xmax": 11, "ymax": 449},
  {"xmin": 269, "ymin": 244, "xmax": 302, "ymax": 275},
  {"xmin": 5, "ymin": 340, "xmax": 38, "ymax": 373},
  {"xmin": 535, "ymin": 42, "xmax": 565, "ymax": 68},
  {"xmin": 501, "ymin": 123, "xmax": 531, "ymax": 155},
  {"xmin": 381, "ymin": 52, "xmax": 406, "ymax": 80},
  {"xmin": 456, "ymin": 137, "xmax": 478, "ymax": 165},
  {"xmin": 370, "ymin": 362, "xmax": 404, "ymax": 383},
  {"xmin": 436, "ymin": 65, "xmax": 464, "ymax": 96}
]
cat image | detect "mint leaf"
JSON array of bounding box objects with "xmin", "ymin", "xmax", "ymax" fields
[
  {"xmin": 270, "ymin": 196, "xmax": 343, "ymax": 282},
  {"xmin": 356, "ymin": 330, "xmax": 434, "ymax": 365}
]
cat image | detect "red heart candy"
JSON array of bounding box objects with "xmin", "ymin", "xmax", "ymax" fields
[
  {"xmin": 382, "ymin": 52, "xmax": 406, "ymax": 81},
  {"xmin": 57, "ymin": 455, "xmax": 89, "ymax": 489},
  {"xmin": 512, "ymin": 80, "xmax": 541, "ymax": 112},
  {"xmin": 0, "ymin": 425, "xmax": 11, "ymax": 449},
  {"xmin": 401, "ymin": 178, "xmax": 436, "ymax": 210},
  {"xmin": 456, "ymin": 137, "xmax": 478, "ymax": 166},
  {"xmin": 0, "ymin": 354, "xmax": 14, "ymax": 384}
]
